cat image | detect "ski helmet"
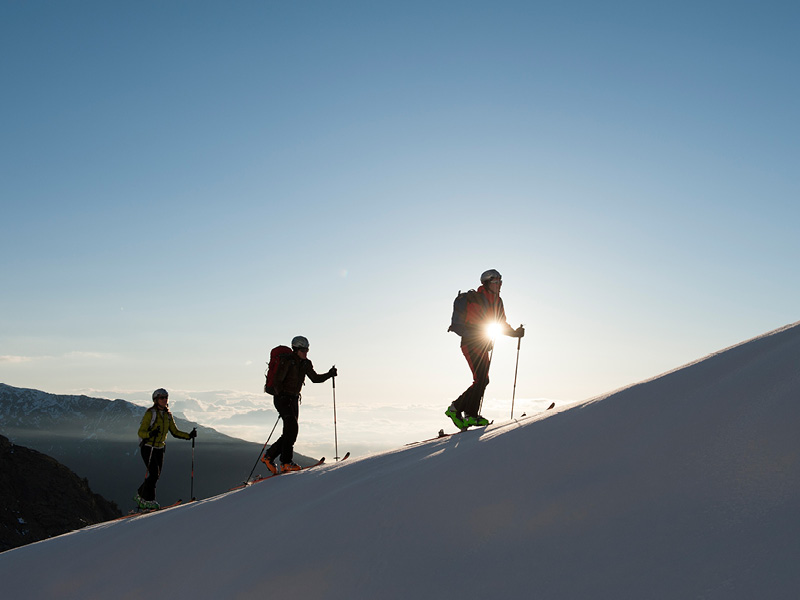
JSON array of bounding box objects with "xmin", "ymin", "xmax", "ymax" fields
[
  {"xmin": 480, "ymin": 269, "xmax": 502, "ymax": 284},
  {"xmin": 152, "ymin": 388, "xmax": 169, "ymax": 401},
  {"xmin": 291, "ymin": 335, "xmax": 310, "ymax": 351}
]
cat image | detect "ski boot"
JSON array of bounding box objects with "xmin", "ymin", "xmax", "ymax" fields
[
  {"xmin": 261, "ymin": 455, "xmax": 279, "ymax": 475},
  {"xmin": 134, "ymin": 494, "xmax": 159, "ymax": 511},
  {"xmin": 445, "ymin": 403, "xmax": 466, "ymax": 429},
  {"xmin": 463, "ymin": 414, "xmax": 490, "ymax": 427},
  {"xmin": 281, "ymin": 462, "xmax": 302, "ymax": 473}
]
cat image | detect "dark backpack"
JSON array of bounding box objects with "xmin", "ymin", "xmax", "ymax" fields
[
  {"xmin": 264, "ymin": 345, "xmax": 293, "ymax": 395},
  {"xmin": 448, "ymin": 289, "xmax": 477, "ymax": 336}
]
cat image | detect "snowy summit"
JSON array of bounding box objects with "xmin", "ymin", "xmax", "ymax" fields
[{"xmin": 1, "ymin": 323, "xmax": 799, "ymax": 599}]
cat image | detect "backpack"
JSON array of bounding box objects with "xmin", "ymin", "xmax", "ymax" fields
[
  {"xmin": 448, "ymin": 289, "xmax": 476, "ymax": 336},
  {"xmin": 264, "ymin": 345, "xmax": 293, "ymax": 395}
]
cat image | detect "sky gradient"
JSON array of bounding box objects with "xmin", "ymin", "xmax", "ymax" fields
[{"xmin": 2, "ymin": 1, "xmax": 798, "ymax": 457}]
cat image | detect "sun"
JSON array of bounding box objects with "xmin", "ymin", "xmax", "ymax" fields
[{"xmin": 486, "ymin": 322, "xmax": 503, "ymax": 341}]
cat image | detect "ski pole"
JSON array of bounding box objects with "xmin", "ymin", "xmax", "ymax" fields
[
  {"xmin": 510, "ymin": 325, "xmax": 523, "ymax": 420},
  {"xmin": 244, "ymin": 415, "xmax": 281, "ymax": 484},
  {"xmin": 190, "ymin": 428, "xmax": 196, "ymax": 501},
  {"xmin": 332, "ymin": 374, "xmax": 339, "ymax": 461},
  {"xmin": 144, "ymin": 429, "xmax": 158, "ymax": 475}
]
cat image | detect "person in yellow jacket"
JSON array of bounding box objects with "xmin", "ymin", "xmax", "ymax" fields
[{"xmin": 134, "ymin": 388, "xmax": 196, "ymax": 510}]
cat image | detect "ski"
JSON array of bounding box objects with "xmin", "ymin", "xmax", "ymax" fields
[
  {"xmin": 335, "ymin": 452, "xmax": 350, "ymax": 462},
  {"xmin": 406, "ymin": 429, "xmax": 454, "ymax": 445},
  {"xmin": 406, "ymin": 424, "xmax": 490, "ymax": 446},
  {"xmin": 415, "ymin": 401, "xmax": 558, "ymax": 446},
  {"xmin": 232, "ymin": 457, "xmax": 327, "ymax": 490},
  {"xmin": 116, "ymin": 499, "xmax": 183, "ymax": 521},
  {"xmin": 519, "ymin": 402, "xmax": 555, "ymax": 417},
  {"xmin": 457, "ymin": 420, "xmax": 492, "ymax": 433},
  {"xmin": 293, "ymin": 456, "xmax": 326, "ymax": 472},
  {"xmin": 230, "ymin": 473, "xmax": 277, "ymax": 490}
]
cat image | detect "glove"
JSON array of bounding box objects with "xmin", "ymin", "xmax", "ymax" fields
[
  {"xmin": 328, "ymin": 366, "xmax": 338, "ymax": 378},
  {"xmin": 149, "ymin": 426, "xmax": 161, "ymax": 438},
  {"xmin": 515, "ymin": 326, "xmax": 525, "ymax": 338},
  {"xmin": 189, "ymin": 428, "xmax": 197, "ymax": 439}
]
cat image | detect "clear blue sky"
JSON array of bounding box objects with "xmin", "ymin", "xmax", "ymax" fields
[{"xmin": 2, "ymin": 1, "xmax": 798, "ymax": 456}]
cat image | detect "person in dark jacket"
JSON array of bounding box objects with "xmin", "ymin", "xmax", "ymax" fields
[
  {"xmin": 446, "ymin": 269, "xmax": 524, "ymax": 429},
  {"xmin": 134, "ymin": 388, "xmax": 196, "ymax": 510},
  {"xmin": 261, "ymin": 336, "xmax": 337, "ymax": 473}
]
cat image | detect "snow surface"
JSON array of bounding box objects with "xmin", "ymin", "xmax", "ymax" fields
[{"xmin": 1, "ymin": 322, "xmax": 799, "ymax": 599}]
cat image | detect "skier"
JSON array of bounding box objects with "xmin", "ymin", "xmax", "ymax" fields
[
  {"xmin": 446, "ymin": 269, "xmax": 524, "ymax": 429},
  {"xmin": 261, "ymin": 336, "xmax": 337, "ymax": 474},
  {"xmin": 134, "ymin": 388, "xmax": 196, "ymax": 510}
]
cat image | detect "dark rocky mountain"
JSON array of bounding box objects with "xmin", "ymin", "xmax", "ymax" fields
[
  {"xmin": 0, "ymin": 434, "xmax": 121, "ymax": 552},
  {"xmin": 0, "ymin": 384, "xmax": 313, "ymax": 511}
]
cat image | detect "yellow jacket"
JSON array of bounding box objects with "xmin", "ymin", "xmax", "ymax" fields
[{"xmin": 138, "ymin": 406, "xmax": 191, "ymax": 448}]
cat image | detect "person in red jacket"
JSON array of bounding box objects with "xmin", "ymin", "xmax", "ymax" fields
[{"xmin": 446, "ymin": 269, "xmax": 524, "ymax": 429}]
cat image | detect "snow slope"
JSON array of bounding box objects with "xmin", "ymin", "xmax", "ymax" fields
[{"xmin": 1, "ymin": 322, "xmax": 799, "ymax": 599}]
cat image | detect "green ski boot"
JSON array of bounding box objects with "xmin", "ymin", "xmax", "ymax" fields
[
  {"xmin": 445, "ymin": 403, "xmax": 467, "ymax": 430},
  {"xmin": 463, "ymin": 414, "xmax": 490, "ymax": 427}
]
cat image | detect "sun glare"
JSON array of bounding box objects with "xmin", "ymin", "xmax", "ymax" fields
[{"xmin": 486, "ymin": 322, "xmax": 503, "ymax": 341}]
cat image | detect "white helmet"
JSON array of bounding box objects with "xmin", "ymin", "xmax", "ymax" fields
[
  {"xmin": 291, "ymin": 335, "xmax": 310, "ymax": 351},
  {"xmin": 480, "ymin": 269, "xmax": 502, "ymax": 284}
]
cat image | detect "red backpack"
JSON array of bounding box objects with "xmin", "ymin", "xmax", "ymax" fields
[{"xmin": 264, "ymin": 346, "xmax": 293, "ymax": 395}]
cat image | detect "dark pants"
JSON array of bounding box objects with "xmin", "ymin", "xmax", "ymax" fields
[
  {"xmin": 138, "ymin": 445, "xmax": 165, "ymax": 501},
  {"xmin": 266, "ymin": 393, "xmax": 300, "ymax": 464},
  {"xmin": 453, "ymin": 342, "xmax": 491, "ymax": 418}
]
